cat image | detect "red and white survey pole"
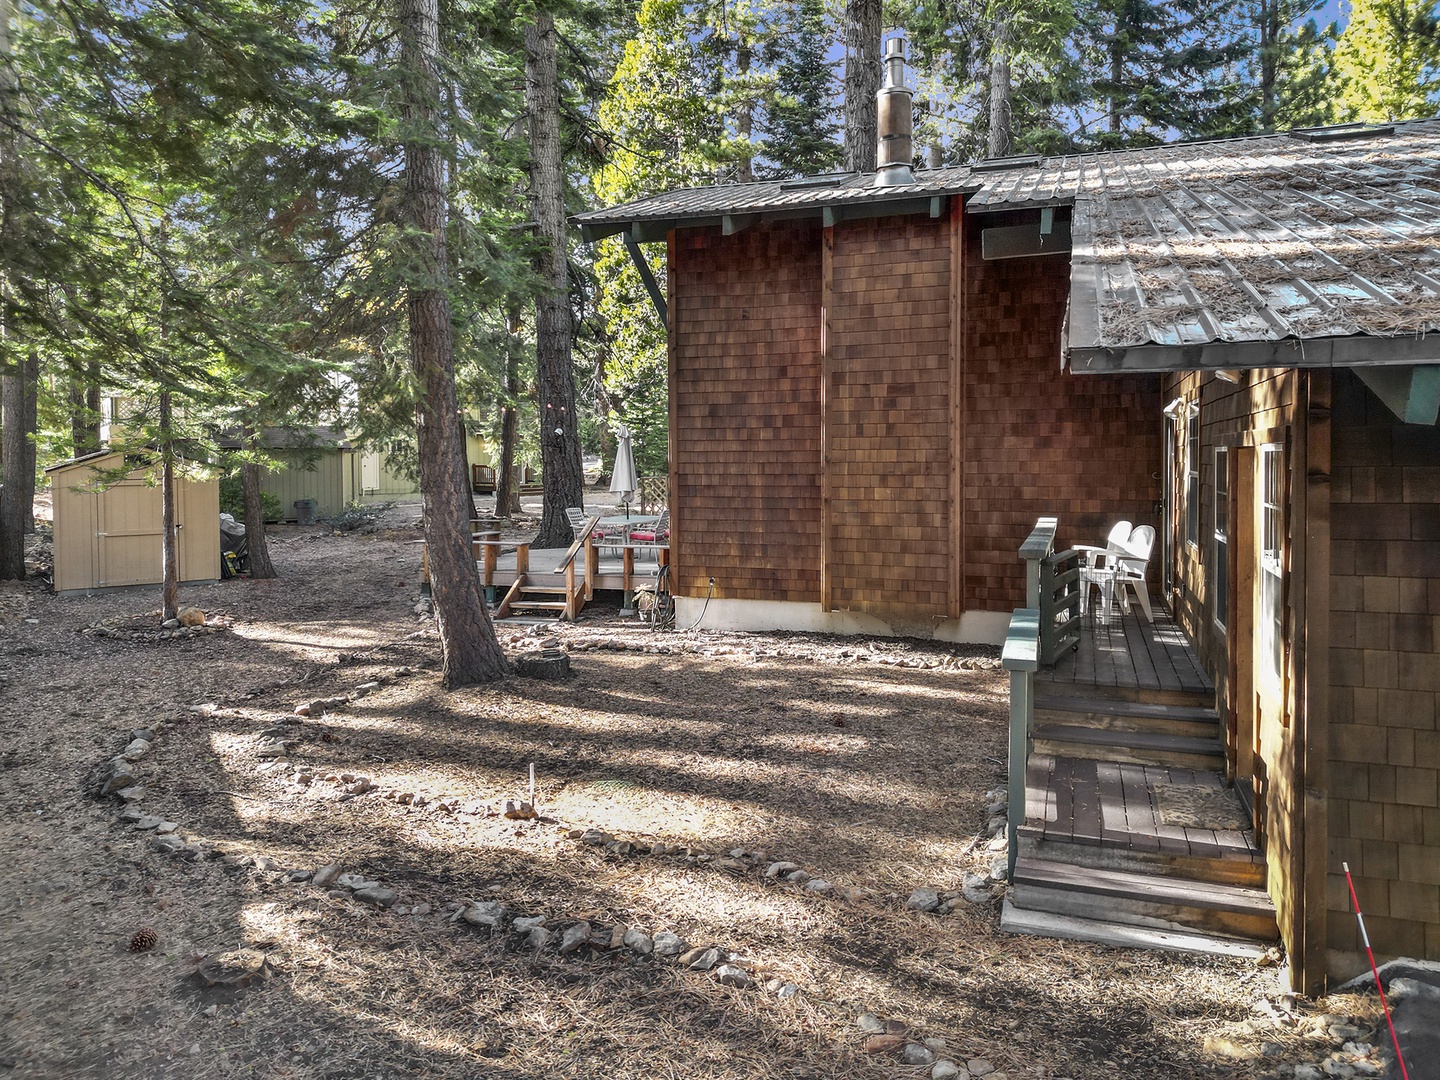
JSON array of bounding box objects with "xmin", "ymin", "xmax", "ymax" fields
[{"xmin": 1341, "ymin": 862, "xmax": 1410, "ymax": 1080}]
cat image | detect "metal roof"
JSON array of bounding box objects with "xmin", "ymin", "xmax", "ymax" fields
[{"xmin": 577, "ymin": 119, "xmax": 1440, "ymax": 371}]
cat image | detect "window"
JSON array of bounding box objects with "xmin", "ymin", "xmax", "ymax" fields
[
  {"xmin": 1259, "ymin": 445, "xmax": 1284, "ymax": 689},
  {"xmin": 1213, "ymin": 447, "xmax": 1229, "ymax": 632},
  {"xmin": 1185, "ymin": 407, "xmax": 1200, "ymax": 547}
]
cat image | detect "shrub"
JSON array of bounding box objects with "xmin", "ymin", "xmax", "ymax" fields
[
  {"xmin": 328, "ymin": 500, "xmax": 393, "ymax": 531},
  {"xmin": 219, "ymin": 474, "xmax": 284, "ymax": 523}
]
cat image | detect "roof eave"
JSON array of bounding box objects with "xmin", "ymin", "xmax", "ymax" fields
[{"xmin": 1067, "ymin": 332, "xmax": 1440, "ymax": 374}]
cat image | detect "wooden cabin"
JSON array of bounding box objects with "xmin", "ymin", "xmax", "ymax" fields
[{"xmin": 578, "ymin": 117, "xmax": 1440, "ymax": 993}]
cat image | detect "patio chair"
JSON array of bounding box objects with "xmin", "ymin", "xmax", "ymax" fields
[
  {"xmin": 625, "ymin": 509, "xmax": 669, "ymax": 560},
  {"xmin": 565, "ymin": 507, "xmax": 615, "ymax": 555},
  {"xmin": 1074, "ymin": 521, "xmax": 1132, "ymax": 623},
  {"xmin": 1112, "ymin": 524, "xmax": 1155, "ymax": 623}
]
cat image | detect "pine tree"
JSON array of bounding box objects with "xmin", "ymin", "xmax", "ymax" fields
[
  {"xmin": 764, "ymin": 0, "xmax": 842, "ymax": 177},
  {"xmin": 1333, "ymin": 0, "xmax": 1440, "ymax": 121},
  {"xmin": 843, "ymin": 0, "xmax": 882, "ymax": 171}
]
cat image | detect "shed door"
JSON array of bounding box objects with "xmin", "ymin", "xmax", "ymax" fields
[{"xmin": 98, "ymin": 479, "xmax": 164, "ymax": 587}]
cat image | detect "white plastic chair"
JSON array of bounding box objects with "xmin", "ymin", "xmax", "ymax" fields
[
  {"xmin": 1074, "ymin": 521, "xmax": 1132, "ymax": 624},
  {"xmin": 565, "ymin": 507, "xmax": 616, "ymax": 556},
  {"xmin": 1112, "ymin": 524, "xmax": 1155, "ymax": 622}
]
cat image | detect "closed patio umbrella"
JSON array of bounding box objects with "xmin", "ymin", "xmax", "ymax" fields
[{"xmin": 610, "ymin": 424, "xmax": 639, "ymax": 515}]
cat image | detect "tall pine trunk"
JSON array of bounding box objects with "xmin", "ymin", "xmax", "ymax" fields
[
  {"xmin": 495, "ymin": 308, "xmax": 523, "ymax": 520},
  {"xmin": 158, "ymin": 390, "xmax": 180, "ymax": 620},
  {"xmin": 842, "ymin": 0, "xmax": 881, "ymax": 172},
  {"xmin": 0, "ymin": 362, "xmax": 25, "ymax": 579},
  {"xmin": 988, "ymin": 18, "xmax": 1013, "ymax": 157},
  {"xmin": 399, "ymin": 0, "xmax": 508, "ymax": 687},
  {"xmin": 525, "ymin": 10, "xmax": 584, "ymax": 547},
  {"xmin": 242, "ymin": 426, "xmax": 276, "ymax": 579},
  {"xmin": 737, "ymin": 42, "xmax": 754, "ymax": 182},
  {"xmin": 20, "ymin": 350, "xmax": 35, "ymax": 532},
  {"xmin": 69, "ymin": 362, "xmax": 102, "ymax": 456}
]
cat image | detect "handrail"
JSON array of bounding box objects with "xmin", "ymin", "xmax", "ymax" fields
[
  {"xmin": 551, "ymin": 514, "xmax": 600, "ymax": 618},
  {"xmin": 1003, "ymin": 607, "xmax": 1040, "ymax": 883},
  {"xmin": 553, "ymin": 515, "xmax": 600, "ymax": 572}
]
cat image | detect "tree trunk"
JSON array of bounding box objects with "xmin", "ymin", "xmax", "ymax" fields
[
  {"xmin": 399, "ymin": 0, "xmax": 508, "ymax": 687},
  {"xmin": 842, "ymin": 0, "xmax": 881, "ymax": 172},
  {"xmin": 20, "ymin": 350, "xmax": 35, "ymax": 532},
  {"xmin": 0, "ymin": 361, "xmax": 25, "ymax": 579},
  {"xmin": 70, "ymin": 360, "xmax": 102, "ymax": 457},
  {"xmin": 1109, "ymin": 43, "xmax": 1123, "ymax": 133},
  {"xmin": 242, "ymin": 427, "xmax": 276, "ymax": 579},
  {"xmin": 159, "ymin": 390, "xmax": 180, "ymax": 620},
  {"xmin": 988, "ymin": 17, "xmax": 1013, "ymax": 158},
  {"xmin": 737, "ymin": 41, "xmax": 754, "ymax": 182},
  {"xmin": 496, "ymin": 314, "xmax": 522, "ymax": 520},
  {"xmin": 525, "ymin": 10, "xmax": 584, "ymax": 547}
]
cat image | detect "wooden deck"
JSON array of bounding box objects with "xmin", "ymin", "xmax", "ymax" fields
[
  {"xmin": 477, "ymin": 545, "xmax": 667, "ymax": 596},
  {"xmin": 1023, "ymin": 754, "xmax": 1260, "ymax": 868},
  {"xmin": 1037, "ymin": 608, "xmax": 1213, "ymax": 700}
]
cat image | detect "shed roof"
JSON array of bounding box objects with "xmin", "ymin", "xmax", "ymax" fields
[{"xmin": 577, "ymin": 119, "xmax": 1440, "ymax": 372}]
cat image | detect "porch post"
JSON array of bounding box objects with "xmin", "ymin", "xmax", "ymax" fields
[{"xmin": 1003, "ymin": 607, "xmax": 1040, "ymax": 882}]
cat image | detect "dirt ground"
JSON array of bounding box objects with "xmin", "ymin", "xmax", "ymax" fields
[{"xmin": 0, "ymin": 502, "xmax": 1385, "ymax": 1078}]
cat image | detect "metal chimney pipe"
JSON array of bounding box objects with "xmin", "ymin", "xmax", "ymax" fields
[{"xmin": 875, "ymin": 33, "xmax": 915, "ymax": 186}]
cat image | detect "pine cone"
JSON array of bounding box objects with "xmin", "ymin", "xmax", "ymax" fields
[{"xmin": 129, "ymin": 927, "xmax": 159, "ymax": 953}]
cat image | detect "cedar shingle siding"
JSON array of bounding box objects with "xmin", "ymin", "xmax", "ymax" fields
[{"xmin": 1328, "ymin": 369, "xmax": 1440, "ymax": 970}]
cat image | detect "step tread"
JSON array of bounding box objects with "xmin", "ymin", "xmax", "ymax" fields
[
  {"xmin": 515, "ymin": 586, "xmax": 570, "ymax": 595},
  {"xmin": 1032, "ymin": 724, "xmax": 1222, "ymax": 756},
  {"xmin": 508, "ymin": 601, "xmax": 569, "ymax": 610},
  {"xmin": 1013, "ymin": 857, "xmax": 1274, "ymax": 915},
  {"xmin": 1000, "ymin": 898, "xmax": 1273, "ymax": 958},
  {"xmin": 1034, "ymin": 696, "xmax": 1219, "ymax": 724}
]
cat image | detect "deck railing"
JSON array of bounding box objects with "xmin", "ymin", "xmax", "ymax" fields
[
  {"xmin": 1005, "ymin": 517, "xmax": 1085, "ymax": 879},
  {"xmin": 1019, "ymin": 517, "xmax": 1083, "ymax": 665},
  {"xmin": 1002, "ymin": 607, "xmax": 1040, "ymax": 882}
]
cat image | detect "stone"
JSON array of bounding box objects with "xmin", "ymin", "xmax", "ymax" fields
[
  {"xmin": 967, "ymin": 1060, "xmax": 995, "ymax": 1077},
  {"xmin": 102, "ymin": 766, "xmax": 138, "ymax": 795},
  {"xmin": 177, "ymin": 607, "xmax": 206, "ymax": 627},
  {"xmin": 503, "ymin": 800, "xmax": 537, "ymax": 820},
  {"xmin": 581, "ymin": 829, "xmax": 611, "ymax": 846},
  {"xmin": 985, "ymin": 799, "xmax": 1008, "ymax": 816},
  {"xmin": 463, "ymin": 902, "xmax": 509, "ymax": 929},
  {"xmin": 804, "ymin": 878, "xmax": 832, "ymax": 894},
  {"xmin": 986, "ymin": 814, "xmax": 1007, "ymax": 837},
  {"xmin": 119, "ymin": 806, "xmax": 144, "ymax": 823},
  {"xmin": 785, "ymin": 870, "xmax": 811, "ymax": 884},
  {"xmin": 149, "ymin": 835, "xmax": 185, "ymax": 854},
  {"xmin": 354, "ymin": 682, "xmax": 381, "ymax": 695},
  {"xmin": 714, "ymin": 965, "xmax": 752, "ymax": 989},
  {"xmin": 902, "ymin": 1044, "xmax": 936, "ymax": 1067},
  {"xmin": 1293, "ymin": 1067, "xmax": 1324, "ymax": 1080},
  {"xmin": 679, "ymin": 947, "xmax": 722, "ymax": 971},
  {"xmin": 410, "ymin": 903, "xmax": 431, "ymax": 916},
  {"xmin": 1203, "ymin": 1035, "xmax": 1253, "ymax": 1059},
  {"xmin": 906, "ymin": 888, "xmax": 942, "ymax": 913},
  {"xmin": 354, "ymin": 886, "xmax": 397, "ymax": 908},
  {"xmin": 122, "ymin": 740, "xmax": 151, "ymax": 761},
  {"xmin": 839, "ymin": 886, "xmax": 873, "ymax": 903},
  {"xmin": 652, "ymin": 932, "xmax": 686, "ymax": 957},
  {"xmin": 161, "ymin": 618, "xmax": 180, "ymax": 629},
  {"xmin": 195, "ymin": 948, "xmax": 271, "ymax": 987},
  {"xmin": 132, "ymin": 728, "xmax": 157, "ymax": 743},
  {"xmin": 312, "ymin": 864, "xmax": 341, "ymax": 888},
  {"xmin": 1327, "ymin": 1024, "xmax": 1365, "ymax": 1041},
  {"xmin": 1321, "ymin": 1062, "xmax": 1356, "ymax": 1079},
  {"xmin": 962, "ymin": 873, "xmax": 995, "ymax": 904},
  {"xmin": 857, "ymin": 1014, "xmax": 887, "ymax": 1034},
  {"xmin": 765, "ymin": 861, "xmax": 802, "ymax": 879},
  {"xmin": 526, "ymin": 927, "xmax": 551, "ymax": 950},
  {"xmin": 863, "ymin": 1034, "xmax": 906, "ymax": 1055},
  {"xmin": 924, "ymin": 1038, "xmax": 948, "ymax": 1052},
  {"xmin": 346, "ymin": 777, "xmax": 374, "ymax": 795},
  {"xmin": 117, "ymin": 786, "xmax": 148, "ymax": 803},
  {"xmin": 286, "ymin": 870, "xmax": 312, "ymax": 883},
  {"xmin": 327, "ymin": 889, "xmax": 348, "ymax": 900},
  {"xmin": 559, "ymin": 923, "xmax": 591, "ymax": 954},
  {"xmin": 512, "ymin": 916, "xmax": 547, "ymax": 934},
  {"xmin": 931, "ymin": 1062, "xmax": 962, "ymax": 1080},
  {"xmin": 256, "ymin": 740, "xmax": 288, "ymax": 759},
  {"xmin": 623, "ymin": 929, "xmax": 653, "ymax": 955},
  {"xmin": 989, "ymin": 858, "xmax": 1008, "ymax": 882},
  {"xmin": 776, "ymin": 983, "xmax": 799, "ymax": 1001},
  {"xmin": 132, "ymin": 815, "xmax": 163, "ymax": 830},
  {"xmin": 155, "ymin": 822, "xmax": 177, "ymax": 835}
]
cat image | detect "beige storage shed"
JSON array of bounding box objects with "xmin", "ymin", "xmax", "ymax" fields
[{"xmin": 47, "ymin": 451, "xmax": 220, "ymax": 593}]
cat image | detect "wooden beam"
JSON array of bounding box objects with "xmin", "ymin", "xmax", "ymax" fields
[
  {"xmin": 665, "ymin": 229, "xmax": 681, "ymax": 595},
  {"xmin": 949, "ymin": 195, "xmax": 966, "ymax": 620},
  {"xmin": 820, "ymin": 224, "xmax": 834, "ymax": 612},
  {"xmin": 630, "ymin": 220, "xmax": 671, "ymax": 243},
  {"xmin": 981, "ymin": 220, "xmax": 1073, "ymax": 260},
  {"xmin": 623, "ymin": 232, "xmax": 668, "ymax": 325},
  {"xmin": 722, "ymin": 213, "xmax": 758, "ymax": 235},
  {"xmin": 824, "ymin": 196, "xmax": 946, "ymax": 228},
  {"xmin": 578, "ymin": 221, "xmax": 626, "ymax": 243}
]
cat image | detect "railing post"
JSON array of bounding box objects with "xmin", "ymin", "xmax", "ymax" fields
[
  {"xmin": 1019, "ymin": 516, "xmax": 1058, "ymax": 608},
  {"xmin": 1002, "ymin": 607, "xmax": 1039, "ymax": 884}
]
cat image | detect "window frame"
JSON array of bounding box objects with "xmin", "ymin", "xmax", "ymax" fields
[
  {"xmin": 1213, "ymin": 446, "xmax": 1229, "ymax": 634},
  {"xmin": 1185, "ymin": 405, "xmax": 1200, "ymax": 549},
  {"xmin": 1258, "ymin": 443, "xmax": 1285, "ymax": 693}
]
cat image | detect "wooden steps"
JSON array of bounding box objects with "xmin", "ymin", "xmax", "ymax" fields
[
  {"xmin": 495, "ymin": 579, "xmax": 584, "ymax": 621},
  {"xmin": 1032, "ymin": 724, "xmax": 1224, "ymax": 770},
  {"xmin": 1017, "ymin": 823, "xmax": 1265, "ymax": 887},
  {"xmin": 1010, "ymin": 856, "xmax": 1278, "ymax": 941},
  {"xmin": 1000, "ymin": 899, "xmax": 1272, "ymax": 960},
  {"xmin": 1034, "ymin": 695, "xmax": 1220, "ymax": 739}
]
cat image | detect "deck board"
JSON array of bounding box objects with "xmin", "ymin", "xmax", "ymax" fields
[{"xmin": 1038, "ymin": 608, "xmax": 1213, "ymax": 699}]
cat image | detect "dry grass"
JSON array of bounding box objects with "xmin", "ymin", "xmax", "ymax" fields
[{"xmin": 0, "ymin": 510, "xmax": 1327, "ymax": 1078}]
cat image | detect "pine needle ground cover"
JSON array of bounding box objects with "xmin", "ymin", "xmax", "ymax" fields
[{"xmin": 0, "ymin": 507, "xmax": 1358, "ymax": 1079}]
